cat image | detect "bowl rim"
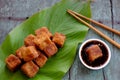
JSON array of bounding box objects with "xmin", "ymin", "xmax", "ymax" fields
[{"xmin": 79, "ymin": 38, "xmax": 111, "ymax": 70}]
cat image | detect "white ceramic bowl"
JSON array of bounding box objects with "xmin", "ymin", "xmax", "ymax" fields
[{"xmin": 79, "ymin": 39, "xmax": 111, "ymax": 70}]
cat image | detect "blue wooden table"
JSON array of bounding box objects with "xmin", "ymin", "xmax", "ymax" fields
[{"xmin": 0, "ymin": 0, "xmax": 120, "ymax": 80}]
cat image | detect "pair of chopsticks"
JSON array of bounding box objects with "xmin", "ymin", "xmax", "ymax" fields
[{"xmin": 67, "ymin": 10, "xmax": 120, "ymax": 49}]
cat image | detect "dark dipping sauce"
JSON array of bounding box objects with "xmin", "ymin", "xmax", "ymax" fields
[{"xmin": 81, "ymin": 41, "xmax": 108, "ymax": 67}]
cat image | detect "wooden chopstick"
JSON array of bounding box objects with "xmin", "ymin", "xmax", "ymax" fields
[
  {"xmin": 68, "ymin": 9, "xmax": 120, "ymax": 36},
  {"xmin": 67, "ymin": 10, "xmax": 120, "ymax": 49},
  {"xmin": 68, "ymin": 10, "xmax": 120, "ymax": 35}
]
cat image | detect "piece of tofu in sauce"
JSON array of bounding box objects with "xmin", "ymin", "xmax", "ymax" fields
[{"xmin": 85, "ymin": 44, "xmax": 103, "ymax": 62}]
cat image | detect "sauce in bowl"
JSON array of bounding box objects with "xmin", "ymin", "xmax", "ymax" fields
[
  {"xmin": 81, "ymin": 41, "xmax": 108, "ymax": 67},
  {"xmin": 79, "ymin": 39, "xmax": 111, "ymax": 70}
]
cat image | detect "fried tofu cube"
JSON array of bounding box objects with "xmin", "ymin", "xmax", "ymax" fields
[
  {"xmin": 21, "ymin": 61, "xmax": 39, "ymax": 78},
  {"xmin": 5, "ymin": 54, "xmax": 21, "ymax": 71},
  {"xmin": 34, "ymin": 33, "xmax": 52, "ymax": 50},
  {"xmin": 34, "ymin": 51, "xmax": 47, "ymax": 67},
  {"xmin": 24, "ymin": 34, "xmax": 36, "ymax": 46},
  {"xmin": 52, "ymin": 32, "xmax": 66, "ymax": 47},
  {"xmin": 34, "ymin": 32, "xmax": 58, "ymax": 57},
  {"xmin": 22, "ymin": 46, "xmax": 39, "ymax": 62},
  {"xmin": 85, "ymin": 45, "xmax": 103, "ymax": 62},
  {"xmin": 35, "ymin": 27, "xmax": 52, "ymax": 38},
  {"xmin": 44, "ymin": 42, "xmax": 58, "ymax": 57},
  {"xmin": 15, "ymin": 46, "xmax": 26, "ymax": 59}
]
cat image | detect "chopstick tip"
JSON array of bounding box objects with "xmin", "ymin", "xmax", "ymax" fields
[
  {"xmin": 67, "ymin": 9, "xmax": 70, "ymax": 12},
  {"xmin": 67, "ymin": 9, "xmax": 72, "ymax": 12}
]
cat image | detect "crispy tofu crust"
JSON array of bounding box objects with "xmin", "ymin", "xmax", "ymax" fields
[
  {"xmin": 52, "ymin": 32, "xmax": 66, "ymax": 47},
  {"xmin": 5, "ymin": 54, "xmax": 21, "ymax": 71},
  {"xmin": 21, "ymin": 61, "xmax": 39, "ymax": 78},
  {"xmin": 34, "ymin": 51, "xmax": 47, "ymax": 67},
  {"xmin": 34, "ymin": 33, "xmax": 52, "ymax": 50},
  {"xmin": 35, "ymin": 27, "xmax": 52, "ymax": 38},
  {"xmin": 44, "ymin": 42, "xmax": 58, "ymax": 57},
  {"xmin": 24, "ymin": 34, "xmax": 36, "ymax": 46},
  {"xmin": 22, "ymin": 46, "xmax": 39, "ymax": 62},
  {"xmin": 34, "ymin": 32, "xmax": 58, "ymax": 57},
  {"xmin": 15, "ymin": 46, "xmax": 26, "ymax": 59},
  {"xmin": 86, "ymin": 45, "xmax": 103, "ymax": 62}
]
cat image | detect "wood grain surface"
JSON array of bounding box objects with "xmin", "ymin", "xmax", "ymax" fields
[{"xmin": 0, "ymin": 0, "xmax": 120, "ymax": 80}]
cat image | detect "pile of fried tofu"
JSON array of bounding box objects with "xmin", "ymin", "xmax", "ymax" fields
[{"xmin": 5, "ymin": 27, "xmax": 66, "ymax": 78}]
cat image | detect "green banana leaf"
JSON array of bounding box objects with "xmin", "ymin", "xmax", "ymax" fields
[{"xmin": 0, "ymin": 0, "xmax": 91, "ymax": 80}]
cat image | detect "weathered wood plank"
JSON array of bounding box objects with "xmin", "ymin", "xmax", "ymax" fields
[
  {"xmin": 0, "ymin": 19, "xmax": 23, "ymax": 44},
  {"xmin": 0, "ymin": 0, "xmax": 59, "ymax": 17},
  {"xmin": 69, "ymin": 0, "xmax": 113, "ymax": 80},
  {"xmin": 0, "ymin": 0, "xmax": 59, "ymax": 44},
  {"xmin": 104, "ymin": 0, "xmax": 120, "ymax": 80},
  {"xmin": 63, "ymin": 71, "xmax": 70, "ymax": 80}
]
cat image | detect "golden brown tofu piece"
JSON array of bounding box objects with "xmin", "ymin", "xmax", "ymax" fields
[
  {"xmin": 22, "ymin": 46, "xmax": 39, "ymax": 62},
  {"xmin": 44, "ymin": 42, "xmax": 58, "ymax": 57},
  {"xmin": 5, "ymin": 54, "xmax": 21, "ymax": 71},
  {"xmin": 15, "ymin": 46, "xmax": 26, "ymax": 59},
  {"xmin": 86, "ymin": 45, "xmax": 103, "ymax": 62},
  {"xmin": 35, "ymin": 27, "xmax": 52, "ymax": 38},
  {"xmin": 52, "ymin": 32, "xmax": 66, "ymax": 47},
  {"xmin": 34, "ymin": 51, "xmax": 47, "ymax": 67},
  {"xmin": 34, "ymin": 33, "xmax": 52, "ymax": 50},
  {"xmin": 34, "ymin": 33, "xmax": 58, "ymax": 57},
  {"xmin": 24, "ymin": 34, "xmax": 36, "ymax": 46},
  {"xmin": 21, "ymin": 61, "xmax": 39, "ymax": 78}
]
